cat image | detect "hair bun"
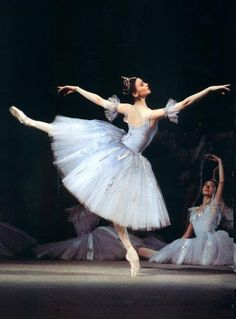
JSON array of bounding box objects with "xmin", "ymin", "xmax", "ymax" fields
[{"xmin": 121, "ymin": 76, "xmax": 136, "ymax": 95}]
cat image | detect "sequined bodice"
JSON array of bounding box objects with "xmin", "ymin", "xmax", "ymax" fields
[
  {"xmin": 121, "ymin": 122, "xmax": 158, "ymax": 153},
  {"xmin": 189, "ymin": 204, "xmax": 221, "ymax": 237}
]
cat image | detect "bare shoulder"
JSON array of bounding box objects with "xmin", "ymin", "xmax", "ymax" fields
[{"xmin": 117, "ymin": 102, "xmax": 132, "ymax": 115}]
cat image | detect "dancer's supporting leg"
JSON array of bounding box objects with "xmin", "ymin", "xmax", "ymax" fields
[
  {"xmin": 113, "ymin": 223, "xmax": 140, "ymax": 277},
  {"xmin": 9, "ymin": 106, "xmax": 52, "ymax": 134}
]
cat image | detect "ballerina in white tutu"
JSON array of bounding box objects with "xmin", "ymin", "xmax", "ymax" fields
[
  {"xmin": 34, "ymin": 204, "xmax": 145, "ymax": 261},
  {"xmin": 147, "ymin": 154, "xmax": 233, "ymax": 266},
  {"xmin": 9, "ymin": 78, "xmax": 230, "ymax": 275},
  {"xmin": 0, "ymin": 222, "xmax": 36, "ymax": 259}
]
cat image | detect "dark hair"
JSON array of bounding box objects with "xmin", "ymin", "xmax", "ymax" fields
[
  {"xmin": 203, "ymin": 179, "xmax": 218, "ymax": 188},
  {"xmin": 209, "ymin": 179, "xmax": 218, "ymax": 188},
  {"xmin": 121, "ymin": 76, "xmax": 137, "ymax": 96}
]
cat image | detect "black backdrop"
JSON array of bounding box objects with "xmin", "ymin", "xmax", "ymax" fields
[{"xmin": 0, "ymin": 0, "xmax": 235, "ymax": 243}]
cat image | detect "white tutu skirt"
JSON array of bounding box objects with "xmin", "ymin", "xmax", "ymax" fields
[
  {"xmin": 51, "ymin": 116, "xmax": 170, "ymax": 230},
  {"xmin": 0, "ymin": 223, "xmax": 36, "ymax": 258},
  {"xmin": 149, "ymin": 230, "xmax": 233, "ymax": 266},
  {"xmin": 34, "ymin": 226, "xmax": 143, "ymax": 261}
]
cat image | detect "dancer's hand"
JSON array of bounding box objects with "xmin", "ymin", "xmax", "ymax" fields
[
  {"xmin": 204, "ymin": 154, "xmax": 222, "ymax": 163},
  {"xmin": 208, "ymin": 84, "xmax": 231, "ymax": 95},
  {"xmin": 57, "ymin": 85, "xmax": 79, "ymax": 96}
]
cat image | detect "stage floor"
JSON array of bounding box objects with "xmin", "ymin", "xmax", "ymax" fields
[{"xmin": 0, "ymin": 260, "xmax": 235, "ymax": 319}]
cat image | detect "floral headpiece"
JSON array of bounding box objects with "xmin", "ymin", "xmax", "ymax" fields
[{"xmin": 121, "ymin": 76, "xmax": 137, "ymax": 95}]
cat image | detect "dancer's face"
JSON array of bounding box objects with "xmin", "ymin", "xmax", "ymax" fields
[
  {"xmin": 132, "ymin": 78, "xmax": 151, "ymax": 98},
  {"xmin": 202, "ymin": 181, "xmax": 216, "ymax": 197}
]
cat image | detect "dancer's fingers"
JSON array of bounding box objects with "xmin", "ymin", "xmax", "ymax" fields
[
  {"xmin": 58, "ymin": 87, "xmax": 64, "ymax": 93},
  {"xmin": 58, "ymin": 86, "xmax": 69, "ymax": 93},
  {"xmin": 64, "ymin": 90, "xmax": 73, "ymax": 96}
]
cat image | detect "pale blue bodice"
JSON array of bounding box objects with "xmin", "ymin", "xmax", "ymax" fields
[
  {"xmin": 121, "ymin": 122, "xmax": 158, "ymax": 153},
  {"xmin": 104, "ymin": 96, "xmax": 178, "ymax": 154},
  {"xmin": 189, "ymin": 204, "xmax": 221, "ymax": 237}
]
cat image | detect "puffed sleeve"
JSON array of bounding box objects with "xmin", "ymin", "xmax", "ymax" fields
[
  {"xmin": 188, "ymin": 207, "xmax": 197, "ymax": 222},
  {"xmin": 103, "ymin": 95, "xmax": 120, "ymax": 122},
  {"xmin": 163, "ymin": 98, "xmax": 179, "ymax": 124}
]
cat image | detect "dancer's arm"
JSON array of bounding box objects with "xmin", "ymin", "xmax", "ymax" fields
[
  {"xmin": 57, "ymin": 85, "xmax": 129, "ymax": 114},
  {"xmin": 182, "ymin": 223, "xmax": 193, "ymax": 239},
  {"xmin": 150, "ymin": 84, "xmax": 230, "ymax": 121},
  {"xmin": 206, "ymin": 154, "xmax": 224, "ymax": 204}
]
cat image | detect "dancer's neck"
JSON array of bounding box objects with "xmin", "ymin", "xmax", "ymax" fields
[
  {"xmin": 202, "ymin": 196, "xmax": 212, "ymax": 206},
  {"xmin": 133, "ymin": 97, "xmax": 147, "ymax": 108}
]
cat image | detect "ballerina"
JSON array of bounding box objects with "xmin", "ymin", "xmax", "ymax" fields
[
  {"xmin": 9, "ymin": 77, "xmax": 230, "ymax": 275},
  {"xmin": 147, "ymin": 154, "xmax": 233, "ymax": 266},
  {"xmin": 0, "ymin": 222, "xmax": 36, "ymax": 259},
  {"xmin": 34, "ymin": 204, "xmax": 144, "ymax": 261}
]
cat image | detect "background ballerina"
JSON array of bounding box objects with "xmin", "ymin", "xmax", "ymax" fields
[
  {"xmin": 33, "ymin": 204, "xmax": 144, "ymax": 261},
  {"xmin": 146, "ymin": 154, "xmax": 233, "ymax": 266},
  {"xmin": 9, "ymin": 77, "xmax": 230, "ymax": 275}
]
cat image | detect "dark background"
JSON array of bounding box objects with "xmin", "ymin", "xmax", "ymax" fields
[{"xmin": 0, "ymin": 0, "xmax": 235, "ymax": 243}]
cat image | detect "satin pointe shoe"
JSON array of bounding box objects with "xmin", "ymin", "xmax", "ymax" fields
[
  {"xmin": 9, "ymin": 106, "xmax": 31, "ymax": 126},
  {"xmin": 126, "ymin": 246, "xmax": 140, "ymax": 277}
]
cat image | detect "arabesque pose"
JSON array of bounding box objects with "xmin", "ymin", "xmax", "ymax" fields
[{"xmin": 9, "ymin": 77, "xmax": 230, "ymax": 275}]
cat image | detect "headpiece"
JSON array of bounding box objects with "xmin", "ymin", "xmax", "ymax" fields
[{"xmin": 121, "ymin": 76, "xmax": 137, "ymax": 95}]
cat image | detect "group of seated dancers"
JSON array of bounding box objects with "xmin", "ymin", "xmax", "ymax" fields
[{"xmin": 0, "ymin": 154, "xmax": 233, "ymax": 268}]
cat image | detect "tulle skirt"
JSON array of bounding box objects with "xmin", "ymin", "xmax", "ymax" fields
[
  {"xmin": 0, "ymin": 223, "xmax": 36, "ymax": 258},
  {"xmin": 34, "ymin": 226, "xmax": 143, "ymax": 261},
  {"xmin": 51, "ymin": 116, "xmax": 170, "ymax": 230},
  {"xmin": 149, "ymin": 230, "xmax": 233, "ymax": 266}
]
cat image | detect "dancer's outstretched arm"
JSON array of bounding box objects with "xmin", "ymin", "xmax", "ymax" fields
[
  {"xmin": 150, "ymin": 84, "xmax": 231, "ymax": 121},
  {"xmin": 57, "ymin": 85, "xmax": 129, "ymax": 115},
  {"xmin": 206, "ymin": 154, "xmax": 224, "ymax": 205}
]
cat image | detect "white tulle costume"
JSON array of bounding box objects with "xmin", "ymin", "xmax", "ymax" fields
[
  {"xmin": 34, "ymin": 205, "xmax": 143, "ymax": 261},
  {"xmin": 0, "ymin": 223, "xmax": 36, "ymax": 258},
  {"xmin": 149, "ymin": 201, "xmax": 233, "ymax": 266},
  {"xmin": 50, "ymin": 97, "xmax": 178, "ymax": 230}
]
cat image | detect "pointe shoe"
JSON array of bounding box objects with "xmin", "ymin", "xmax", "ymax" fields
[
  {"xmin": 9, "ymin": 106, "xmax": 31, "ymax": 126},
  {"xmin": 126, "ymin": 247, "xmax": 140, "ymax": 277}
]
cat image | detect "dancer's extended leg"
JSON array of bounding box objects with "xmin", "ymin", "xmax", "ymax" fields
[
  {"xmin": 113, "ymin": 223, "xmax": 140, "ymax": 277},
  {"xmin": 9, "ymin": 106, "xmax": 52, "ymax": 135},
  {"xmin": 137, "ymin": 247, "xmax": 157, "ymax": 259}
]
